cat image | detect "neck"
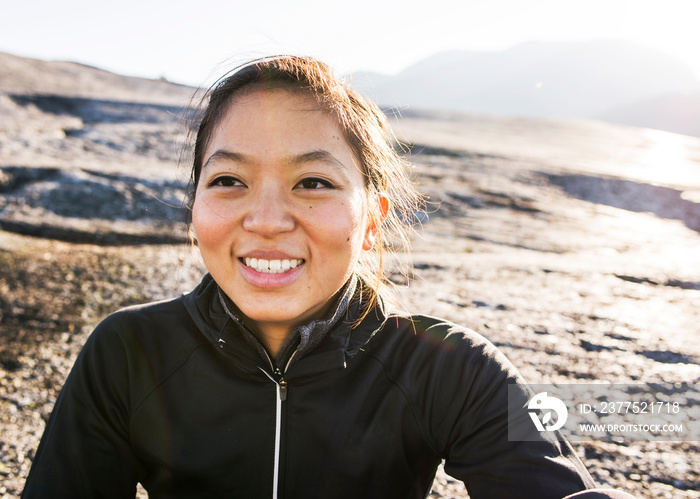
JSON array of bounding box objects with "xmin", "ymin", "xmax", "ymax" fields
[
  {"xmin": 216, "ymin": 276, "xmax": 358, "ymax": 365},
  {"xmin": 254, "ymin": 323, "xmax": 294, "ymax": 359}
]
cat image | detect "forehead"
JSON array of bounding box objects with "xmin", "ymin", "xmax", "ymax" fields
[
  {"xmin": 200, "ymin": 87, "xmax": 368, "ymax": 184},
  {"xmin": 224, "ymin": 86, "xmax": 332, "ymax": 125},
  {"xmin": 207, "ymin": 88, "xmax": 350, "ymax": 155}
]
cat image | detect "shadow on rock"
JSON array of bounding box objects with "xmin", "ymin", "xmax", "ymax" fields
[
  {"xmin": 9, "ymin": 93, "xmax": 192, "ymax": 125},
  {"xmin": 0, "ymin": 166, "xmax": 188, "ymax": 245},
  {"xmin": 544, "ymin": 173, "xmax": 700, "ymax": 233}
]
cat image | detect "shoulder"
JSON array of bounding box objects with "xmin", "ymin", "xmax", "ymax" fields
[
  {"xmin": 91, "ymin": 294, "xmax": 198, "ymax": 343},
  {"xmin": 375, "ymin": 313, "xmax": 508, "ymax": 364},
  {"xmin": 80, "ymin": 294, "xmax": 209, "ymax": 383},
  {"xmin": 362, "ymin": 314, "xmax": 530, "ymax": 451},
  {"xmin": 366, "ymin": 313, "xmax": 523, "ymax": 390},
  {"xmin": 100, "ymin": 294, "xmax": 192, "ymax": 330},
  {"xmin": 390, "ymin": 314, "xmax": 490, "ymax": 343}
]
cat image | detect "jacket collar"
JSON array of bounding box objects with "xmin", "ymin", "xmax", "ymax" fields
[
  {"xmin": 183, "ymin": 274, "xmax": 387, "ymax": 379},
  {"xmin": 217, "ymin": 276, "xmax": 358, "ymax": 371}
]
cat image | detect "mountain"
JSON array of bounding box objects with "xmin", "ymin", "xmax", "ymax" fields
[
  {"xmin": 0, "ymin": 51, "xmax": 196, "ymax": 243},
  {"xmin": 0, "ymin": 51, "xmax": 193, "ymax": 104},
  {"xmin": 350, "ymin": 40, "xmax": 700, "ymax": 137},
  {"xmin": 598, "ymin": 92, "xmax": 700, "ymax": 137}
]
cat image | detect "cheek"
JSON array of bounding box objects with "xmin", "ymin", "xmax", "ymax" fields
[
  {"xmin": 192, "ymin": 198, "xmax": 230, "ymax": 248},
  {"xmin": 313, "ymin": 197, "xmax": 367, "ymax": 251}
]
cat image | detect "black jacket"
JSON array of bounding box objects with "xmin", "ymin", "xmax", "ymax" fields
[{"xmin": 22, "ymin": 274, "xmax": 596, "ymax": 498}]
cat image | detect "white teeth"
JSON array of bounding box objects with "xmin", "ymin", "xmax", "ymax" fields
[{"xmin": 243, "ymin": 258, "xmax": 303, "ymax": 273}]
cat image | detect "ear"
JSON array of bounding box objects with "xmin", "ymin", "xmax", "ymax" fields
[{"xmin": 362, "ymin": 195, "xmax": 389, "ymax": 251}]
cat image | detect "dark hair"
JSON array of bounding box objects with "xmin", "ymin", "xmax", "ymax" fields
[{"xmin": 186, "ymin": 55, "xmax": 422, "ymax": 312}]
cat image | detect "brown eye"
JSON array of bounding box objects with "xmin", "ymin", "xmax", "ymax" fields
[
  {"xmin": 211, "ymin": 176, "xmax": 244, "ymax": 187},
  {"xmin": 297, "ymin": 177, "xmax": 333, "ymax": 190}
]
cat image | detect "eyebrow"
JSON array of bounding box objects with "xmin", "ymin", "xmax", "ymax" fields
[
  {"xmin": 203, "ymin": 149, "xmax": 350, "ymax": 174},
  {"xmin": 283, "ymin": 150, "xmax": 349, "ymax": 172},
  {"xmin": 202, "ymin": 150, "xmax": 249, "ymax": 168}
]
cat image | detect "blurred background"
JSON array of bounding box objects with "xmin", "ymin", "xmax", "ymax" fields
[{"xmin": 2, "ymin": 0, "xmax": 700, "ymax": 137}]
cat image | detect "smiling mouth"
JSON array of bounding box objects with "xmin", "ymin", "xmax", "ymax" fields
[{"xmin": 242, "ymin": 257, "xmax": 305, "ymax": 274}]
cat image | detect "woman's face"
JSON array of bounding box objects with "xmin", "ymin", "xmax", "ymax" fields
[{"xmin": 192, "ymin": 88, "xmax": 374, "ymax": 336}]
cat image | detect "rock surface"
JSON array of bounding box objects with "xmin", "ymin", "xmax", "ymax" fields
[{"xmin": 1, "ymin": 53, "xmax": 700, "ymax": 498}]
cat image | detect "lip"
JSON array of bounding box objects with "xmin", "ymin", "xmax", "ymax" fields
[{"xmin": 238, "ymin": 256, "xmax": 305, "ymax": 289}]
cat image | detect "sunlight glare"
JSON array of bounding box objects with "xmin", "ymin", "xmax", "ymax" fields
[{"xmin": 638, "ymin": 131, "xmax": 700, "ymax": 188}]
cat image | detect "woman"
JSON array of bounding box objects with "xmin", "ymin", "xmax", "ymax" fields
[{"xmin": 22, "ymin": 56, "xmax": 634, "ymax": 498}]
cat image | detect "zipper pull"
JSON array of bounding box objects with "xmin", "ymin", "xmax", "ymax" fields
[{"xmin": 279, "ymin": 378, "xmax": 287, "ymax": 402}]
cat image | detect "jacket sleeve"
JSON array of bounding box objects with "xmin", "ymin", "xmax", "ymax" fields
[
  {"xmin": 22, "ymin": 315, "xmax": 143, "ymax": 498},
  {"xmin": 418, "ymin": 321, "xmax": 597, "ymax": 499}
]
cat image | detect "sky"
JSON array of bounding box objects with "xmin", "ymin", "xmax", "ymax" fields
[{"xmin": 1, "ymin": 0, "xmax": 699, "ymax": 87}]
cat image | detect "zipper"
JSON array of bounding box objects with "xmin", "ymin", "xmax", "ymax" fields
[
  {"xmin": 218, "ymin": 288, "xmax": 306, "ymax": 497},
  {"xmin": 258, "ymin": 350, "xmax": 296, "ymax": 499},
  {"xmin": 259, "ymin": 368, "xmax": 284, "ymax": 499}
]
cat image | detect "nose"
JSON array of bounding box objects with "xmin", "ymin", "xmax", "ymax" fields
[{"xmin": 241, "ymin": 185, "xmax": 295, "ymax": 237}]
